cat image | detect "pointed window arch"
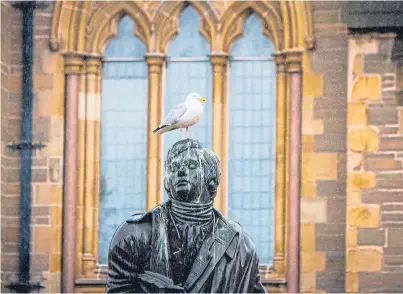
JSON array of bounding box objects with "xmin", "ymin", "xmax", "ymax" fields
[
  {"xmin": 98, "ymin": 16, "xmax": 148, "ymax": 264},
  {"xmin": 227, "ymin": 13, "xmax": 276, "ymax": 265},
  {"xmin": 162, "ymin": 5, "xmax": 212, "ymax": 200}
]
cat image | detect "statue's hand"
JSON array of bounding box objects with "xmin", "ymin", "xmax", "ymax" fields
[{"xmin": 137, "ymin": 271, "xmax": 186, "ymax": 293}]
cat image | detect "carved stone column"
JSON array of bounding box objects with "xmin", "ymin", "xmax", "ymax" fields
[
  {"xmin": 210, "ymin": 53, "xmax": 229, "ymax": 215},
  {"xmin": 284, "ymin": 49, "xmax": 303, "ymax": 293},
  {"xmin": 146, "ymin": 53, "xmax": 165, "ymax": 210},
  {"xmin": 273, "ymin": 53, "xmax": 287, "ymax": 278},
  {"xmin": 82, "ymin": 57, "xmax": 102, "ymax": 277},
  {"xmin": 63, "ymin": 54, "xmax": 84, "ymax": 293},
  {"xmin": 75, "ymin": 57, "xmax": 87, "ymax": 279}
]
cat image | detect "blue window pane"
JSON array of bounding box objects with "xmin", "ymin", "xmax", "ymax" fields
[
  {"xmin": 230, "ymin": 14, "xmax": 275, "ymax": 57},
  {"xmin": 228, "ymin": 14, "xmax": 276, "ymax": 265},
  {"xmin": 166, "ymin": 6, "xmax": 210, "ymax": 57},
  {"xmin": 104, "ymin": 16, "xmax": 146, "ymax": 58},
  {"xmin": 163, "ymin": 6, "xmax": 212, "ymax": 201},
  {"xmin": 98, "ymin": 16, "xmax": 147, "ymax": 264}
]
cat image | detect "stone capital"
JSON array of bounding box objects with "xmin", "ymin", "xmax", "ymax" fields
[
  {"xmin": 273, "ymin": 52, "xmax": 286, "ymax": 73},
  {"xmin": 281, "ymin": 49, "xmax": 303, "ymax": 73},
  {"xmin": 145, "ymin": 53, "xmax": 165, "ymax": 66},
  {"xmin": 146, "ymin": 53, "xmax": 165, "ymax": 74},
  {"xmin": 86, "ymin": 57, "xmax": 102, "ymax": 75},
  {"xmin": 64, "ymin": 54, "xmax": 85, "ymax": 75},
  {"xmin": 209, "ymin": 52, "xmax": 229, "ymax": 66}
]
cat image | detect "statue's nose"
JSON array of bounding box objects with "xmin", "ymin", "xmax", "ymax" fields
[{"xmin": 178, "ymin": 165, "xmax": 187, "ymax": 176}]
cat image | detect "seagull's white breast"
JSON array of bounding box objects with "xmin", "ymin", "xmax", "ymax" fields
[{"xmin": 176, "ymin": 100, "xmax": 203, "ymax": 128}]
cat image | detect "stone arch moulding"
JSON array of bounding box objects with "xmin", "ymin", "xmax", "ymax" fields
[
  {"xmin": 220, "ymin": 1, "xmax": 284, "ymax": 52},
  {"xmin": 152, "ymin": 1, "xmax": 219, "ymax": 53},
  {"xmin": 50, "ymin": 1, "xmax": 152, "ymax": 55},
  {"xmin": 219, "ymin": 1, "xmax": 314, "ymax": 53}
]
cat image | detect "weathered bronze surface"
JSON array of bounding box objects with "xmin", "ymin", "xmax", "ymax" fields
[{"xmin": 106, "ymin": 139, "xmax": 267, "ymax": 293}]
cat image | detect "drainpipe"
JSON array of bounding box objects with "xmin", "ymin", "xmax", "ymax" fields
[{"xmin": 6, "ymin": 1, "xmax": 45, "ymax": 292}]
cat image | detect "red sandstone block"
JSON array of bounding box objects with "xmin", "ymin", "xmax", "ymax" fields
[
  {"xmin": 387, "ymin": 229, "xmax": 403, "ymax": 247},
  {"xmin": 365, "ymin": 158, "xmax": 402, "ymax": 172},
  {"xmin": 363, "ymin": 190, "xmax": 402, "ymax": 204},
  {"xmin": 367, "ymin": 106, "xmax": 398, "ymax": 125},
  {"xmin": 379, "ymin": 137, "xmax": 403, "ymax": 151}
]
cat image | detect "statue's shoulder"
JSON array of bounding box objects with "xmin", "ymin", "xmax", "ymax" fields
[
  {"xmin": 214, "ymin": 212, "xmax": 258, "ymax": 259},
  {"xmin": 227, "ymin": 219, "xmax": 242, "ymax": 231},
  {"xmin": 109, "ymin": 211, "xmax": 152, "ymax": 249},
  {"xmin": 222, "ymin": 217, "xmax": 258, "ymax": 253},
  {"xmin": 124, "ymin": 202, "xmax": 168, "ymax": 225},
  {"xmin": 126, "ymin": 212, "xmax": 148, "ymax": 224}
]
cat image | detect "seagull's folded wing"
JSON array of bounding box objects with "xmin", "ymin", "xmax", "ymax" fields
[{"xmin": 163, "ymin": 103, "xmax": 187, "ymax": 125}]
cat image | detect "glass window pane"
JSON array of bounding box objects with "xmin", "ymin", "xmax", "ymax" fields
[
  {"xmin": 163, "ymin": 6, "xmax": 212, "ymax": 201},
  {"xmin": 166, "ymin": 6, "xmax": 210, "ymax": 58},
  {"xmin": 98, "ymin": 16, "xmax": 147, "ymax": 264},
  {"xmin": 230, "ymin": 14, "xmax": 275, "ymax": 57},
  {"xmin": 228, "ymin": 14, "xmax": 276, "ymax": 264}
]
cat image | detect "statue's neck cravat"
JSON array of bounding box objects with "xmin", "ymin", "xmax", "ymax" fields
[{"xmin": 170, "ymin": 198, "xmax": 213, "ymax": 226}]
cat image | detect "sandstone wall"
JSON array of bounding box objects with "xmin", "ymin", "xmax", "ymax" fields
[
  {"xmin": 1, "ymin": 2, "xmax": 63, "ymax": 292},
  {"xmin": 346, "ymin": 34, "xmax": 403, "ymax": 293}
]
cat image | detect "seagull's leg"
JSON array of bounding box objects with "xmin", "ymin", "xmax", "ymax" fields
[
  {"xmin": 186, "ymin": 127, "xmax": 189, "ymax": 138},
  {"xmin": 180, "ymin": 128, "xmax": 183, "ymax": 139}
]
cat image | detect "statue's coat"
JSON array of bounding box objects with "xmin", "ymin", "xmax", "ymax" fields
[{"xmin": 106, "ymin": 202, "xmax": 267, "ymax": 293}]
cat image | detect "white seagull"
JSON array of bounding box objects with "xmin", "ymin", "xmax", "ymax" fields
[{"xmin": 153, "ymin": 92, "xmax": 206, "ymax": 138}]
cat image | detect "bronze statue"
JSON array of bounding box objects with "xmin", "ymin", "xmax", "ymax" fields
[{"xmin": 106, "ymin": 139, "xmax": 267, "ymax": 293}]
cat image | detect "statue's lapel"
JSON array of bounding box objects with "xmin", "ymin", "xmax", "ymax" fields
[
  {"xmin": 149, "ymin": 203, "xmax": 173, "ymax": 280},
  {"xmin": 184, "ymin": 211, "xmax": 238, "ymax": 292}
]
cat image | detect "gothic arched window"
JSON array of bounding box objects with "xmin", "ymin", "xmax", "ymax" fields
[
  {"xmin": 227, "ymin": 13, "xmax": 276, "ymax": 264},
  {"xmin": 162, "ymin": 5, "xmax": 212, "ymax": 200},
  {"xmin": 98, "ymin": 16, "xmax": 148, "ymax": 264}
]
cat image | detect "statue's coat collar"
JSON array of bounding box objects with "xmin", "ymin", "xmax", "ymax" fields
[{"xmin": 148, "ymin": 202, "xmax": 239, "ymax": 292}]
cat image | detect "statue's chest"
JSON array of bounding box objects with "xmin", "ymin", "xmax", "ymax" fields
[{"xmin": 167, "ymin": 224, "xmax": 207, "ymax": 284}]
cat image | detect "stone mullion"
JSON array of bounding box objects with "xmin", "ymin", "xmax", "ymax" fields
[
  {"xmin": 210, "ymin": 53, "xmax": 229, "ymax": 215},
  {"xmin": 82, "ymin": 57, "xmax": 102, "ymax": 277},
  {"xmin": 273, "ymin": 53, "xmax": 287, "ymax": 278},
  {"xmin": 93, "ymin": 59, "xmax": 102, "ymax": 268},
  {"xmin": 76, "ymin": 58, "xmax": 87, "ymax": 278},
  {"xmin": 146, "ymin": 54, "xmax": 164, "ymax": 211},
  {"xmin": 63, "ymin": 54, "xmax": 84, "ymax": 292},
  {"xmin": 284, "ymin": 49, "xmax": 303, "ymax": 293}
]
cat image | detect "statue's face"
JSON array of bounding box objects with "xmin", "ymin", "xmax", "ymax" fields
[{"xmin": 166, "ymin": 148, "xmax": 209, "ymax": 203}]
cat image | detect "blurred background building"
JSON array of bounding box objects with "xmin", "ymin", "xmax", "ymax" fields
[{"xmin": 1, "ymin": 1, "xmax": 403, "ymax": 293}]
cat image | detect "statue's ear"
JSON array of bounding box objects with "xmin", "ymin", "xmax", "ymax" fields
[
  {"xmin": 164, "ymin": 176, "xmax": 170, "ymax": 196},
  {"xmin": 208, "ymin": 180, "xmax": 217, "ymax": 198}
]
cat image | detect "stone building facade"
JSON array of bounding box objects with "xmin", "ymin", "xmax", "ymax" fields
[{"xmin": 1, "ymin": 1, "xmax": 403, "ymax": 293}]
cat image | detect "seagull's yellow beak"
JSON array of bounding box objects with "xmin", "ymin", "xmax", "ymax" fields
[{"xmin": 198, "ymin": 97, "xmax": 206, "ymax": 102}]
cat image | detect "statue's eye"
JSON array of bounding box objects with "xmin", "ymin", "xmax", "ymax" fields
[
  {"xmin": 171, "ymin": 163, "xmax": 180, "ymax": 172},
  {"xmin": 188, "ymin": 162, "xmax": 197, "ymax": 169}
]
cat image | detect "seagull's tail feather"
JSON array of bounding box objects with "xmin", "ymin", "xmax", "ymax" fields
[{"xmin": 153, "ymin": 124, "xmax": 171, "ymax": 134}]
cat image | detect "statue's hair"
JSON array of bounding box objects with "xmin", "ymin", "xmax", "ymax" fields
[{"xmin": 163, "ymin": 139, "xmax": 221, "ymax": 199}]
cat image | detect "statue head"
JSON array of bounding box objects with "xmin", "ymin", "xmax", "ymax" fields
[{"xmin": 164, "ymin": 139, "xmax": 221, "ymax": 203}]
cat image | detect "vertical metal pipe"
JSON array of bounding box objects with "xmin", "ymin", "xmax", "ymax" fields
[
  {"xmin": 287, "ymin": 71, "xmax": 302, "ymax": 293},
  {"xmin": 62, "ymin": 72, "xmax": 79, "ymax": 293},
  {"xmin": 18, "ymin": 3, "xmax": 34, "ymax": 287}
]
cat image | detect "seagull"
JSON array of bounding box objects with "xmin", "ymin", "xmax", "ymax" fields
[{"xmin": 153, "ymin": 92, "xmax": 206, "ymax": 138}]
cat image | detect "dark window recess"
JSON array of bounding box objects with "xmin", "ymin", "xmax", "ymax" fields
[{"xmin": 342, "ymin": 1, "xmax": 403, "ymax": 34}]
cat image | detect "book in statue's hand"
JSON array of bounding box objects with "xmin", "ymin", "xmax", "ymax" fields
[{"xmin": 137, "ymin": 271, "xmax": 186, "ymax": 293}]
